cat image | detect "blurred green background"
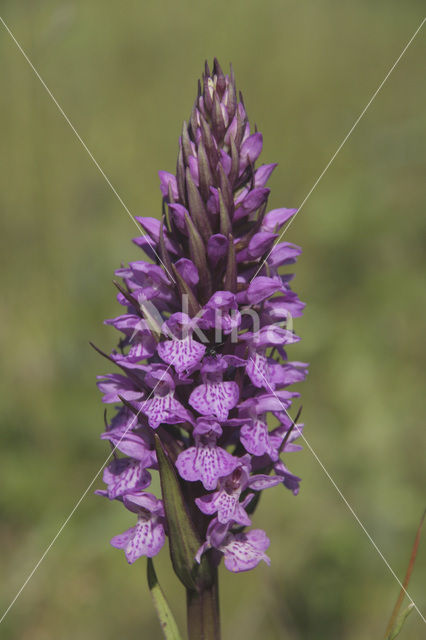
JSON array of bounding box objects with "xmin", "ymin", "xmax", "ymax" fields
[{"xmin": 1, "ymin": 1, "xmax": 425, "ymax": 638}]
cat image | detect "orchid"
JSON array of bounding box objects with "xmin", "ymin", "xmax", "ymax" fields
[{"xmin": 96, "ymin": 58, "xmax": 306, "ymax": 639}]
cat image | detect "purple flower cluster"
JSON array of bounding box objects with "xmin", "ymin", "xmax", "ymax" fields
[{"xmin": 97, "ymin": 60, "xmax": 307, "ymax": 573}]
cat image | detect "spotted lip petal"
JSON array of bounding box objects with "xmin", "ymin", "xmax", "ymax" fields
[
  {"xmin": 196, "ymin": 520, "xmax": 271, "ymax": 573},
  {"xmin": 143, "ymin": 393, "xmax": 192, "ymax": 429},
  {"xmin": 240, "ymin": 418, "xmax": 272, "ymax": 457},
  {"xmin": 246, "ymin": 352, "xmax": 269, "ymax": 388},
  {"xmin": 176, "ymin": 435, "xmax": 239, "ymax": 490},
  {"xmin": 157, "ymin": 335, "xmax": 206, "ymax": 374},
  {"xmin": 221, "ymin": 530, "xmax": 271, "ymax": 573},
  {"xmin": 196, "ymin": 489, "xmax": 251, "ymax": 526},
  {"xmin": 110, "ymin": 492, "xmax": 166, "ymax": 562},
  {"xmin": 189, "ymin": 381, "xmax": 239, "ymax": 421},
  {"xmin": 110, "ymin": 517, "xmax": 165, "ymax": 563}
]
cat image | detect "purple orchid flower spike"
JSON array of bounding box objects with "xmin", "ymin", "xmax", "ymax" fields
[{"xmin": 96, "ymin": 59, "xmax": 307, "ymax": 639}]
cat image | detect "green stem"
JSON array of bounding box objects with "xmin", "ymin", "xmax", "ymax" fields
[{"xmin": 186, "ymin": 567, "xmax": 220, "ymax": 640}]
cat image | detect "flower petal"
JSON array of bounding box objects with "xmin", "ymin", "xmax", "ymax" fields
[
  {"xmin": 240, "ymin": 419, "xmax": 270, "ymax": 456},
  {"xmin": 207, "ymin": 234, "xmax": 229, "ymax": 267},
  {"xmin": 262, "ymin": 208, "xmax": 297, "ymax": 232},
  {"xmin": 189, "ymin": 381, "xmax": 239, "ymax": 420},
  {"xmin": 221, "ymin": 529, "xmax": 270, "ymax": 572},
  {"xmin": 247, "ymin": 277, "xmax": 282, "ymax": 304},
  {"xmin": 158, "ymin": 171, "xmax": 178, "ymax": 199},
  {"xmin": 254, "ymin": 163, "xmax": 277, "ymax": 188},
  {"xmin": 103, "ymin": 458, "xmax": 151, "ymax": 500},
  {"xmin": 158, "ymin": 336, "xmax": 206, "ymax": 374},
  {"xmin": 176, "ymin": 444, "xmax": 238, "ymax": 490},
  {"xmin": 239, "ymin": 133, "xmax": 263, "ymax": 172}
]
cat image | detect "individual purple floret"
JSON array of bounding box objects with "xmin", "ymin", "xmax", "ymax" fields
[
  {"xmin": 110, "ymin": 493, "xmax": 166, "ymax": 563},
  {"xmin": 101, "ymin": 457, "xmax": 151, "ymax": 500},
  {"xmin": 176, "ymin": 417, "xmax": 239, "ymax": 490},
  {"xmin": 195, "ymin": 455, "xmax": 281, "ymax": 525},
  {"xmin": 196, "ymin": 519, "xmax": 271, "ymax": 573},
  {"xmin": 96, "ymin": 59, "xmax": 307, "ymax": 574}
]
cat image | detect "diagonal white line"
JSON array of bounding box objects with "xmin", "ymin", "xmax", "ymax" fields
[
  {"xmin": 0, "ymin": 15, "xmax": 176, "ymax": 284},
  {"xmin": 251, "ymin": 16, "xmax": 426, "ymax": 282},
  {"xmin": 0, "ymin": 361, "xmax": 175, "ymax": 625},
  {"xmin": 250, "ymin": 356, "xmax": 426, "ymax": 625}
]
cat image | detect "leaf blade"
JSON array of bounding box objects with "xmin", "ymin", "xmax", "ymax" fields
[
  {"xmin": 147, "ymin": 558, "xmax": 183, "ymax": 640},
  {"xmin": 154, "ymin": 434, "xmax": 213, "ymax": 590}
]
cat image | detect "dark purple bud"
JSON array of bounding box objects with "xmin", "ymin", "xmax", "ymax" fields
[
  {"xmin": 218, "ymin": 163, "xmax": 233, "ymax": 213},
  {"xmin": 200, "ymin": 114, "xmax": 219, "ymax": 170},
  {"xmin": 185, "ymin": 168, "xmax": 212, "ymax": 242},
  {"xmin": 171, "ymin": 264, "xmax": 201, "ymax": 318},
  {"xmin": 218, "ymin": 188, "xmax": 232, "ymax": 237},
  {"xmin": 176, "ymin": 146, "xmax": 186, "ymax": 204},
  {"xmin": 197, "ymin": 140, "xmax": 214, "ymax": 201},
  {"xmin": 203, "ymin": 73, "xmax": 213, "ymax": 113},
  {"xmin": 207, "ymin": 234, "xmax": 229, "ymax": 267},
  {"xmin": 224, "ymin": 235, "xmax": 237, "ymax": 293},
  {"xmin": 189, "ymin": 102, "xmax": 199, "ymax": 140},
  {"xmin": 185, "ymin": 213, "xmax": 213, "ymax": 302},
  {"xmin": 181, "ymin": 121, "xmax": 193, "ymax": 166},
  {"xmin": 212, "ymin": 92, "xmax": 226, "ymax": 142},
  {"xmin": 226, "ymin": 80, "xmax": 237, "ymax": 121},
  {"xmin": 213, "ymin": 57, "xmax": 226, "ymax": 96},
  {"xmin": 240, "ymin": 133, "xmax": 263, "ymax": 173},
  {"xmin": 229, "ymin": 135, "xmax": 239, "ymax": 186}
]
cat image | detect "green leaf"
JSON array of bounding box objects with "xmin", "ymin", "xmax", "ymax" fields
[
  {"xmin": 386, "ymin": 603, "xmax": 414, "ymax": 639},
  {"xmin": 147, "ymin": 558, "xmax": 183, "ymax": 640},
  {"xmin": 154, "ymin": 435, "xmax": 213, "ymax": 590}
]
